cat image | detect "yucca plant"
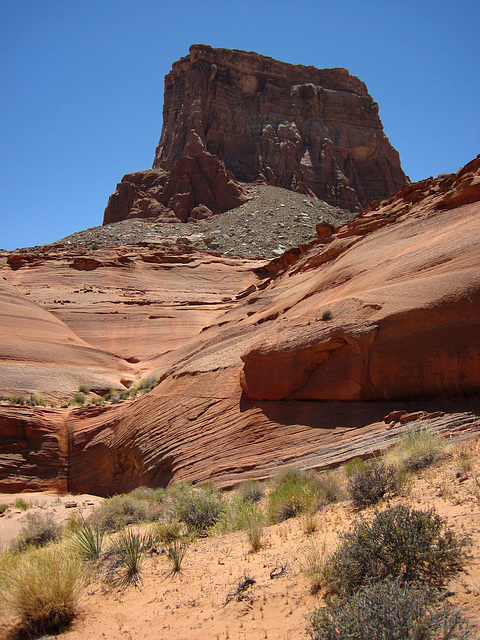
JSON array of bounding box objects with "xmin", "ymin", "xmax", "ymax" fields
[
  {"xmin": 166, "ymin": 539, "xmax": 188, "ymax": 576},
  {"xmin": 70, "ymin": 524, "xmax": 104, "ymax": 560},
  {"xmin": 109, "ymin": 530, "xmax": 146, "ymax": 586}
]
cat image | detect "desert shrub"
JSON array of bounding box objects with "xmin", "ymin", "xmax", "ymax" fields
[
  {"xmin": 307, "ymin": 578, "xmax": 472, "ymax": 640},
  {"xmin": 12, "ymin": 512, "xmax": 61, "ymax": 552},
  {"xmin": 325, "ymin": 505, "xmax": 467, "ymax": 597},
  {"xmin": 267, "ymin": 468, "xmax": 341, "ymax": 524},
  {"xmin": 9, "ymin": 394, "xmax": 26, "ymax": 405},
  {"xmin": 236, "ymin": 479, "xmax": 265, "ymax": 504},
  {"xmin": 14, "ymin": 497, "xmax": 29, "ymax": 510},
  {"xmin": 30, "ymin": 392, "xmax": 46, "ymax": 406},
  {"xmin": 72, "ymin": 391, "xmax": 85, "ymax": 406},
  {"xmin": 213, "ymin": 498, "xmax": 262, "ymax": 534},
  {"xmin": 78, "ymin": 384, "xmax": 90, "ymax": 394},
  {"xmin": 0, "ymin": 544, "xmax": 84, "ymax": 634},
  {"xmin": 172, "ymin": 483, "xmax": 225, "ymax": 532},
  {"xmin": 0, "ymin": 503, "xmax": 8, "ymax": 515},
  {"xmin": 387, "ymin": 426, "xmax": 447, "ymax": 471},
  {"xmin": 70, "ymin": 524, "xmax": 104, "ymax": 560},
  {"xmin": 136, "ymin": 376, "xmax": 158, "ymax": 392},
  {"xmin": 347, "ymin": 461, "xmax": 398, "ymax": 510},
  {"xmin": 128, "ymin": 486, "xmax": 161, "ymax": 503},
  {"xmin": 321, "ymin": 309, "xmax": 333, "ymax": 321},
  {"xmin": 87, "ymin": 494, "xmax": 156, "ymax": 532},
  {"xmin": 108, "ymin": 530, "xmax": 146, "ymax": 586}
]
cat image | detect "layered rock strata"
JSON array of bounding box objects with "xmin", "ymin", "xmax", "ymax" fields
[
  {"xmin": 1, "ymin": 156, "xmax": 479, "ymax": 493},
  {"xmin": 104, "ymin": 45, "xmax": 407, "ymax": 225}
]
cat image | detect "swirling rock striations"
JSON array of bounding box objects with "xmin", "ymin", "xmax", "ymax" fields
[{"xmin": 103, "ymin": 45, "xmax": 407, "ymax": 225}]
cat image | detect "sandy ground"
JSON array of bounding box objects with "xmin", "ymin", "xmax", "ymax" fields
[{"xmin": 1, "ymin": 439, "xmax": 480, "ymax": 639}]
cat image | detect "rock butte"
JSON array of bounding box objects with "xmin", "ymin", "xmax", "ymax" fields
[
  {"xmin": 1, "ymin": 154, "xmax": 479, "ymax": 494},
  {"xmin": 104, "ymin": 44, "xmax": 407, "ymax": 225}
]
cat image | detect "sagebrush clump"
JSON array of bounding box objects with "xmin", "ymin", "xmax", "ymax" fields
[
  {"xmin": 347, "ymin": 461, "xmax": 398, "ymax": 509},
  {"xmin": 324, "ymin": 504, "xmax": 467, "ymax": 597},
  {"xmin": 307, "ymin": 578, "xmax": 472, "ymax": 640}
]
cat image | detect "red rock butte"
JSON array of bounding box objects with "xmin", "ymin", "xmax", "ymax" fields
[{"xmin": 104, "ymin": 45, "xmax": 407, "ymax": 225}]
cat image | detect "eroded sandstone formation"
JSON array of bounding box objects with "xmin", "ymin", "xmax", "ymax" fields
[
  {"xmin": 1, "ymin": 157, "xmax": 479, "ymax": 493},
  {"xmin": 103, "ymin": 45, "xmax": 407, "ymax": 225}
]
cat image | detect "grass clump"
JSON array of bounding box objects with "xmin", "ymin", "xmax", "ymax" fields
[
  {"xmin": 267, "ymin": 468, "xmax": 341, "ymax": 524},
  {"xmin": 0, "ymin": 544, "xmax": 84, "ymax": 635},
  {"xmin": 299, "ymin": 540, "xmax": 329, "ymax": 594},
  {"xmin": 307, "ymin": 578, "xmax": 472, "ymax": 640},
  {"xmin": 347, "ymin": 461, "xmax": 398, "ymax": 510},
  {"xmin": 12, "ymin": 512, "xmax": 61, "ymax": 552},
  {"xmin": 14, "ymin": 497, "xmax": 29, "ymax": 511},
  {"xmin": 325, "ymin": 504, "xmax": 467, "ymax": 597},
  {"xmin": 387, "ymin": 426, "xmax": 447, "ymax": 471},
  {"xmin": 321, "ymin": 309, "xmax": 333, "ymax": 321},
  {"xmin": 72, "ymin": 391, "xmax": 86, "ymax": 406},
  {"xmin": 245, "ymin": 507, "xmax": 264, "ymax": 552},
  {"xmin": 78, "ymin": 384, "xmax": 90, "ymax": 394},
  {"xmin": 0, "ymin": 503, "xmax": 8, "ymax": 515},
  {"xmin": 152, "ymin": 518, "xmax": 184, "ymax": 544},
  {"xmin": 88, "ymin": 494, "xmax": 157, "ymax": 532}
]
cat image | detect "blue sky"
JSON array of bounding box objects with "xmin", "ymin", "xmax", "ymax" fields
[{"xmin": 1, "ymin": 0, "xmax": 479, "ymax": 250}]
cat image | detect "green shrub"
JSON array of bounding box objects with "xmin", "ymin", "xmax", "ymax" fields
[
  {"xmin": 347, "ymin": 461, "xmax": 398, "ymax": 510},
  {"xmin": 325, "ymin": 505, "xmax": 467, "ymax": 597},
  {"xmin": 0, "ymin": 503, "xmax": 8, "ymax": 514},
  {"xmin": 236, "ymin": 479, "xmax": 265, "ymax": 504},
  {"xmin": 12, "ymin": 512, "xmax": 61, "ymax": 552},
  {"xmin": 87, "ymin": 494, "xmax": 157, "ymax": 532},
  {"xmin": 344, "ymin": 457, "xmax": 367, "ymax": 477},
  {"xmin": 72, "ymin": 391, "xmax": 85, "ymax": 405},
  {"xmin": 307, "ymin": 579, "xmax": 472, "ymax": 640},
  {"xmin": 321, "ymin": 309, "xmax": 333, "ymax": 321},
  {"xmin": 171, "ymin": 483, "xmax": 225, "ymax": 533},
  {"xmin": 0, "ymin": 544, "xmax": 84, "ymax": 635},
  {"xmin": 9, "ymin": 394, "xmax": 26, "ymax": 405},
  {"xmin": 78, "ymin": 384, "xmax": 90, "ymax": 394},
  {"xmin": 30, "ymin": 392, "xmax": 46, "ymax": 406}
]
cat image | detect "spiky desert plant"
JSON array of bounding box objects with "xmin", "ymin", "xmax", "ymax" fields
[
  {"xmin": 70, "ymin": 524, "xmax": 104, "ymax": 560},
  {"xmin": 109, "ymin": 529, "xmax": 146, "ymax": 586},
  {"xmin": 166, "ymin": 539, "xmax": 189, "ymax": 576}
]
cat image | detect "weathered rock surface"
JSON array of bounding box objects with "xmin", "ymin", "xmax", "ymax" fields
[
  {"xmin": 1, "ymin": 156, "xmax": 479, "ymax": 493},
  {"xmin": 104, "ymin": 45, "xmax": 407, "ymax": 225}
]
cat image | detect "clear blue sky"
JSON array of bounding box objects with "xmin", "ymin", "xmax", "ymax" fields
[{"xmin": 1, "ymin": 0, "xmax": 479, "ymax": 250}]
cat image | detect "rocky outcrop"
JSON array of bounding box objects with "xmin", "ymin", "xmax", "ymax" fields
[
  {"xmin": 1, "ymin": 157, "xmax": 479, "ymax": 494},
  {"xmin": 104, "ymin": 45, "xmax": 407, "ymax": 225}
]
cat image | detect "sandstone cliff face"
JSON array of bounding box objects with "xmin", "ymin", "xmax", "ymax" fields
[
  {"xmin": 103, "ymin": 45, "xmax": 407, "ymax": 225},
  {"xmin": 1, "ymin": 157, "xmax": 479, "ymax": 494}
]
